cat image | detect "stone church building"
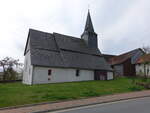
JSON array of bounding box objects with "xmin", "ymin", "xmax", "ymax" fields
[{"xmin": 23, "ymin": 11, "xmax": 113, "ymax": 85}]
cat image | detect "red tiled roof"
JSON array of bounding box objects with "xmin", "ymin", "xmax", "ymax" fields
[
  {"xmin": 136, "ymin": 54, "xmax": 150, "ymax": 64},
  {"xmin": 108, "ymin": 48, "xmax": 143, "ymax": 65},
  {"xmin": 102, "ymin": 54, "xmax": 116, "ymax": 62}
]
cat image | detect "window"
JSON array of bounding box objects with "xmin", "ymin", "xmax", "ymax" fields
[
  {"xmin": 111, "ymin": 65, "xmax": 114, "ymax": 68},
  {"xmin": 48, "ymin": 78, "xmax": 51, "ymax": 80},
  {"xmin": 147, "ymin": 68, "xmax": 149, "ymax": 75},
  {"xmin": 48, "ymin": 70, "xmax": 51, "ymax": 75},
  {"xmin": 139, "ymin": 70, "xmax": 142, "ymax": 74},
  {"xmin": 48, "ymin": 70, "xmax": 51, "ymax": 81},
  {"xmin": 76, "ymin": 70, "xmax": 80, "ymax": 77}
]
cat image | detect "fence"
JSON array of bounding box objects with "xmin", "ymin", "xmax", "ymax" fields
[{"xmin": 0, "ymin": 79, "xmax": 22, "ymax": 83}]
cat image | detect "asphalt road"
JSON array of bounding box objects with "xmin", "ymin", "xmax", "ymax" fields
[{"xmin": 50, "ymin": 97, "xmax": 150, "ymax": 113}]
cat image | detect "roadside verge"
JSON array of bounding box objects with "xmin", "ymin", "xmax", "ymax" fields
[{"xmin": 0, "ymin": 90, "xmax": 150, "ymax": 113}]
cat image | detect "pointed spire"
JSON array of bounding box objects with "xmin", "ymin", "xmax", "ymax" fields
[
  {"xmin": 81, "ymin": 10, "xmax": 98, "ymax": 48},
  {"xmin": 84, "ymin": 10, "xmax": 94, "ymax": 32}
]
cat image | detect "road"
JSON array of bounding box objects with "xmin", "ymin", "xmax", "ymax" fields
[{"xmin": 50, "ymin": 97, "xmax": 150, "ymax": 113}]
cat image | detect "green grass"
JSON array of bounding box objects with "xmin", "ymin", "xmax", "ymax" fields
[{"xmin": 0, "ymin": 77, "xmax": 146, "ymax": 108}]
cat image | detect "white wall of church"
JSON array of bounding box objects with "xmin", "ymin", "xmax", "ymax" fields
[
  {"xmin": 32, "ymin": 67, "xmax": 94, "ymax": 84},
  {"xmin": 22, "ymin": 51, "xmax": 33, "ymax": 85},
  {"xmin": 107, "ymin": 72, "xmax": 114, "ymax": 80}
]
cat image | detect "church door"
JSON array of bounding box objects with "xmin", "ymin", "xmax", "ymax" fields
[{"xmin": 94, "ymin": 70, "xmax": 107, "ymax": 80}]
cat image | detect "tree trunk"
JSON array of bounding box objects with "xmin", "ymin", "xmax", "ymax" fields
[{"xmin": 2, "ymin": 65, "xmax": 6, "ymax": 80}]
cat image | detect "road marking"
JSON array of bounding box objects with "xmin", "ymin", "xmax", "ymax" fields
[{"xmin": 49, "ymin": 97, "xmax": 150, "ymax": 113}]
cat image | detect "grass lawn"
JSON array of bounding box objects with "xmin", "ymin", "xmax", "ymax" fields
[{"xmin": 0, "ymin": 77, "xmax": 146, "ymax": 108}]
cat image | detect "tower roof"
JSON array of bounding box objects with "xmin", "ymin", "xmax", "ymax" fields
[{"xmin": 84, "ymin": 10, "xmax": 94, "ymax": 32}]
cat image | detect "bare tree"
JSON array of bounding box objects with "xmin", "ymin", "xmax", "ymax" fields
[
  {"xmin": 142, "ymin": 46, "xmax": 150, "ymax": 54},
  {"xmin": 0, "ymin": 57, "xmax": 22, "ymax": 80}
]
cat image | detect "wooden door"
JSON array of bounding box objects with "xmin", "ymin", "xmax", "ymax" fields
[{"xmin": 94, "ymin": 70, "xmax": 107, "ymax": 80}]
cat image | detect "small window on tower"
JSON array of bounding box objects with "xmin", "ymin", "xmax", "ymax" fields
[
  {"xmin": 48, "ymin": 70, "xmax": 51, "ymax": 75},
  {"xmin": 76, "ymin": 70, "xmax": 80, "ymax": 77}
]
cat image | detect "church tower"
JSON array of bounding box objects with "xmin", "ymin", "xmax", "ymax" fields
[{"xmin": 81, "ymin": 10, "xmax": 98, "ymax": 48}]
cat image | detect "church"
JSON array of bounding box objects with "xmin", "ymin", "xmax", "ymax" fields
[{"xmin": 23, "ymin": 11, "xmax": 113, "ymax": 85}]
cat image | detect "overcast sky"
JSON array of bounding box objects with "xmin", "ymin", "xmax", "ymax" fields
[{"xmin": 0, "ymin": 0, "xmax": 149, "ymax": 63}]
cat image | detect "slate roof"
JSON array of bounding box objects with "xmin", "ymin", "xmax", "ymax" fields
[
  {"xmin": 85, "ymin": 10, "xmax": 95, "ymax": 32},
  {"xmin": 24, "ymin": 29, "xmax": 112, "ymax": 71},
  {"xmin": 54, "ymin": 33, "xmax": 100, "ymax": 55},
  {"xmin": 109, "ymin": 48, "xmax": 144, "ymax": 65}
]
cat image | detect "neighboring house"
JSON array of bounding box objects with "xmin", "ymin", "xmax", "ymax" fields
[
  {"xmin": 23, "ymin": 11, "xmax": 113, "ymax": 85},
  {"xmin": 136, "ymin": 54, "xmax": 150, "ymax": 77},
  {"xmin": 108, "ymin": 48, "xmax": 145, "ymax": 76},
  {"xmin": 103, "ymin": 54, "xmax": 116, "ymax": 63}
]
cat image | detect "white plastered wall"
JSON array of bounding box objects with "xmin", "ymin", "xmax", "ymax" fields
[
  {"xmin": 22, "ymin": 51, "xmax": 33, "ymax": 85},
  {"xmin": 136, "ymin": 64, "xmax": 150, "ymax": 77},
  {"xmin": 107, "ymin": 71, "xmax": 114, "ymax": 80},
  {"xmin": 32, "ymin": 67, "xmax": 94, "ymax": 84}
]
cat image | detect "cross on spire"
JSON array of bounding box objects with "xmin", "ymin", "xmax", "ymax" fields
[{"xmin": 88, "ymin": 4, "xmax": 90, "ymax": 11}]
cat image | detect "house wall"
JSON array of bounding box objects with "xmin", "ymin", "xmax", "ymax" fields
[
  {"xmin": 32, "ymin": 67, "xmax": 94, "ymax": 84},
  {"xmin": 123, "ymin": 58, "xmax": 135, "ymax": 76},
  {"xmin": 23, "ymin": 51, "xmax": 33, "ymax": 85},
  {"xmin": 136, "ymin": 64, "xmax": 150, "ymax": 77},
  {"xmin": 113, "ymin": 64, "xmax": 123, "ymax": 76}
]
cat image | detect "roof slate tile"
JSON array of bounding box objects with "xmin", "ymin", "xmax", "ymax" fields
[{"xmin": 25, "ymin": 29, "xmax": 112, "ymax": 71}]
